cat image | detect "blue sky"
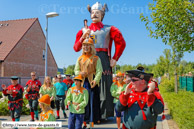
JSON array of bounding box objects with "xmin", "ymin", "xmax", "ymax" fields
[{"xmin": 1, "ymin": 0, "xmax": 193, "ymax": 68}]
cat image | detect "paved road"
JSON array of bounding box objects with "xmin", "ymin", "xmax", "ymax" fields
[{"xmin": 0, "ymin": 109, "xmax": 165, "ymax": 129}]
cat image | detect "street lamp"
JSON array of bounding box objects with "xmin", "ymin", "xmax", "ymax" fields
[{"xmin": 45, "ymin": 12, "xmax": 59, "ymax": 76}]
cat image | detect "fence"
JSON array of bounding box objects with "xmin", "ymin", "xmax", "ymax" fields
[
  {"xmin": 0, "ymin": 76, "xmax": 45, "ymax": 91},
  {"xmin": 179, "ymin": 76, "xmax": 194, "ymax": 92}
]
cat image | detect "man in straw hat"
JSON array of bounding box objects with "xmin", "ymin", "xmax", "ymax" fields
[
  {"xmin": 74, "ymin": 36, "xmax": 103, "ymax": 128},
  {"xmin": 115, "ymin": 70, "xmax": 165, "ymax": 129},
  {"xmin": 74, "ymin": 1, "xmax": 126, "ymax": 120},
  {"xmin": 65, "ymin": 75, "xmax": 89, "ymax": 129}
]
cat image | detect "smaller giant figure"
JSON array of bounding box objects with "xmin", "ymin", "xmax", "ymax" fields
[
  {"xmin": 116, "ymin": 70, "xmax": 165, "ymax": 129},
  {"xmin": 74, "ymin": 37, "xmax": 103, "ymax": 128}
]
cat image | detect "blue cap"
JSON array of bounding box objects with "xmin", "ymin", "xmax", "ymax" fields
[{"xmin": 10, "ymin": 76, "xmax": 19, "ymax": 80}]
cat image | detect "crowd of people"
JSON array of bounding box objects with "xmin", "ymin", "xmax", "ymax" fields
[
  {"xmin": 1, "ymin": 66, "xmax": 164, "ymax": 129},
  {"xmin": 1, "ymin": 16, "xmax": 164, "ymax": 129}
]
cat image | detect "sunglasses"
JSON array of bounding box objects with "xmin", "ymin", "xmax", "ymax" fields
[
  {"xmin": 58, "ymin": 78, "xmax": 62, "ymax": 79},
  {"xmin": 131, "ymin": 78, "xmax": 143, "ymax": 82},
  {"xmin": 31, "ymin": 75, "xmax": 35, "ymax": 76}
]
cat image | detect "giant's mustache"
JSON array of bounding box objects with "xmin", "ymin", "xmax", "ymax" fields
[{"xmin": 91, "ymin": 15, "xmax": 99, "ymax": 19}]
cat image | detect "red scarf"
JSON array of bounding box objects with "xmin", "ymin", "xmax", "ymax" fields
[{"xmin": 89, "ymin": 22, "xmax": 104, "ymax": 32}]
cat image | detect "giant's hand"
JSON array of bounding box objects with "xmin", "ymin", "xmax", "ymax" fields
[
  {"xmin": 91, "ymin": 80, "xmax": 96, "ymax": 88},
  {"xmin": 81, "ymin": 29, "xmax": 91, "ymax": 39},
  {"xmin": 110, "ymin": 59, "xmax": 117, "ymax": 67},
  {"xmin": 79, "ymin": 72, "xmax": 87, "ymax": 78}
]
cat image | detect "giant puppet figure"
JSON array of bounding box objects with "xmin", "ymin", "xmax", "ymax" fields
[{"xmin": 74, "ymin": 2, "xmax": 126, "ymax": 119}]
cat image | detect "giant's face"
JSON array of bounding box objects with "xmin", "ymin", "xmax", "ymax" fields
[
  {"xmin": 91, "ymin": 10, "xmax": 102, "ymax": 23},
  {"xmin": 82, "ymin": 44, "xmax": 91, "ymax": 54}
]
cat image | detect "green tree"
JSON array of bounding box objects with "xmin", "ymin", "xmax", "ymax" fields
[
  {"xmin": 163, "ymin": 49, "xmax": 172, "ymax": 76},
  {"xmin": 171, "ymin": 47, "xmax": 184, "ymax": 93},
  {"xmin": 113, "ymin": 65, "xmax": 121, "ymax": 74},
  {"xmin": 65, "ymin": 65, "xmax": 75, "ymax": 75},
  {"xmin": 140, "ymin": 0, "xmax": 194, "ymax": 93},
  {"xmin": 63, "ymin": 67, "xmax": 66, "ymax": 74},
  {"xmin": 153, "ymin": 56, "xmax": 166, "ymax": 77},
  {"xmin": 184, "ymin": 62, "xmax": 194, "ymax": 74},
  {"xmin": 120, "ymin": 65, "xmax": 133, "ymax": 73},
  {"xmin": 179, "ymin": 61, "xmax": 194, "ymax": 75},
  {"xmin": 146, "ymin": 64, "xmax": 156, "ymax": 73},
  {"xmin": 140, "ymin": 0, "xmax": 194, "ymax": 52},
  {"xmin": 179, "ymin": 60, "xmax": 188, "ymax": 75}
]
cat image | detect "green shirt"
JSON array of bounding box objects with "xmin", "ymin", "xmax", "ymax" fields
[
  {"xmin": 110, "ymin": 81, "xmax": 127, "ymax": 103},
  {"xmin": 44, "ymin": 113, "xmax": 56, "ymax": 121},
  {"xmin": 39, "ymin": 86, "xmax": 56, "ymax": 98},
  {"xmin": 65, "ymin": 87, "xmax": 89, "ymax": 114},
  {"xmin": 39, "ymin": 110, "xmax": 56, "ymax": 129},
  {"xmin": 74, "ymin": 56, "xmax": 103, "ymax": 84}
]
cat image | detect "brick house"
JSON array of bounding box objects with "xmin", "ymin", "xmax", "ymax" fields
[{"xmin": 0, "ymin": 18, "xmax": 58, "ymax": 77}]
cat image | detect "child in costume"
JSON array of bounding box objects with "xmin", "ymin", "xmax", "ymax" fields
[
  {"xmin": 65, "ymin": 75, "xmax": 89, "ymax": 129},
  {"xmin": 39, "ymin": 94, "xmax": 56, "ymax": 122},
  {"xmin": 110, "ymin": 72, "xmax": 127, "ymax": 129},
  {"xmin": 30, "ymin": 94, "xmax": 56, "ymax": 129}
]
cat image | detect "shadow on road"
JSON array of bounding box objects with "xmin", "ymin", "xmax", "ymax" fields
[{"xmin": 0, "ymin": 118, "xmax": 7, "ymax": 121}]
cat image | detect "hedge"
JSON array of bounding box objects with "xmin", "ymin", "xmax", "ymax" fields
[
  {"xmin": 159, "ymin": 78, "xmax": 194, "ymax": 129},
  {"xmin": 0, "ymin": 92, "xmax": 41, "ymax": 116}
]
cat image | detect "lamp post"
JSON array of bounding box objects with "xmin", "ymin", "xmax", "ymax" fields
[{"xmin": 45, "ymin": 12, "xmax": 59, "ymax": 76}]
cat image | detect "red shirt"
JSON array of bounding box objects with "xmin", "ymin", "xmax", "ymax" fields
[
  {"xmin": 63, "ymin": 79, "xmax": 74, "ymax": 88},
  {"xmin": 3, "ymin": 84, "xmax": 24, "ymax": 100},
  {"xmin": 26, "ymin": 79, "xmax": 41, "ymax": 94}
]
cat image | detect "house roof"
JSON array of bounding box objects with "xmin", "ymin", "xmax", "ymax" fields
[{"xmin": 0, "ymin": 18, "xmax": 37, "ymax": 60}]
